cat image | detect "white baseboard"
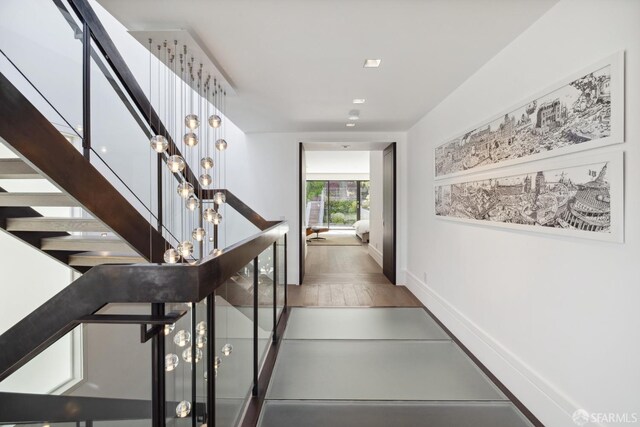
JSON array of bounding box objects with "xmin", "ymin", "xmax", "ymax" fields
[
  {"xmin": 368, "ymin": 244, "xmax": 383, "ymax": 267},
  {"xmin": 405, "ymin": 270, "xmax": 594, "ymax": 427}
]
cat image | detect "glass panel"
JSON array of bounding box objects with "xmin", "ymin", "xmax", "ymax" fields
[
  {"xmin": 164, "ymin": 300, "xmax": 207, "ymax": 427},
  {"xmin": 328, "ymin": 181, "xmax": 358, "ymax": 228},
  {"xmin": 0, "ymin": 0, "xmax": 84, "ymax": 143},
  {"xmin": 89, "ymin": 38, "xmax": 158, "ymax": 225},
  {"xmin": 306, "ymin": 181, "xmax": 328, "ymax": 228},
  {"xmin": 214, "ymin": 260, "xmax": 255, "ymax": 427},
  {"xmin": 0, "ymin": 304, "xmax": 153, "ymax": 426},
  {"xmin": 275, "ymin": 235, "xmax": 286, "ymax": 321},
  {"xmin": 258, "ymin": 245, "xmax": 275, "ymax": 367}
]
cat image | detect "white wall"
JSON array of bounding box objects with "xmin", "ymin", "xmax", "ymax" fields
[
  {"xmin": 225, "ymin": 131, "xmax": 407, "ymax": 284},
  {"xmin": 306, "ymin": 151, "xmax": 370, "ymax": 174},
  {"xmin": 405, "ymin": 1, "xmax": 640, "ymax": 426},
  {"xmin": 368, "ymin": 151, "xmax": 383, "ymax": 266}
]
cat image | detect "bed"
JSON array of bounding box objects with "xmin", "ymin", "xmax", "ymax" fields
[{"xmin": 353, "ymin": 220, "xmax": 370, "ymax": 243}]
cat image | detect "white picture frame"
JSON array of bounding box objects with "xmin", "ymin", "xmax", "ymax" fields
[
  {"xmin": 434, "ymin": 51, "xmax": 625, "ymax": 180},
  {"xmin": 434, "ymin": 151, "xmax": 624, "ymax": 243}
]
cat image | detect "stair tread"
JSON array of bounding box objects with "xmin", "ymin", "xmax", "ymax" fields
[
  {"xmin": 0, "ymin": 158, "xmax": 39, "ymax": 179},
  {"xmin": 41, "ymin": 235, "xmax": 130, "ymax": 252},
  {"xmin": 6, "ymin": 217, "xmax": 110, "ymax": 232},
  {"xmin": 0, "ymin": 192, "xmax": 78, "ymax": 207},
  {"xmin": 69, "ymin": 251, "xmax": 146, "ymax": 266},
  {"xmin": 42, "ymin": 235, "xmax": 120, "ymax": 242}
]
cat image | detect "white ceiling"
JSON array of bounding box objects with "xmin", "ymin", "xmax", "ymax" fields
[{"xmin": 96, "ymin": 0, "xmax": 557, "ymax": 133}]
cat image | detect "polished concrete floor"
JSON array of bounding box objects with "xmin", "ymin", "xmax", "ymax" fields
[{"xmin": 258, "ymin": 308, "xmax": 533, "ymax": 427}]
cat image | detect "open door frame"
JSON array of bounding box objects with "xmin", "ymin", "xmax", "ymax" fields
[
  {"xmin": 298, "ymin": 142, "xmax": 396, "ymax": 285},
  {"xmin": 298, "ymin": 142, "xmax": 306, "ymax": 284},
  {"xmin": 382, "ymin": 143, "xmax": 397, "ymax": 284}
]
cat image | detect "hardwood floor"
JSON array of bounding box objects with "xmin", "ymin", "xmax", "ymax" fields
[{"xmin": 288, "ymin": 244, "xmax": 421, "ymax": 308}]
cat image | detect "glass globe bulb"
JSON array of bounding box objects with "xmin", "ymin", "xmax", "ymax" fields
[
  {"xmin": 214, "ymin": 356, "xmax": 222, "ymax": 369},
  {"xmin": 196, "ymin": 335, "xmax": 207, "ymax": 349},
  {"xmin": 163, "ymin": 248, "xmax": 180, "ymax": 264},
  {"xmin": 165, "ymin": 353, "xmax": 179, "ymax": 372},
  {"xmin": 200, "ymin": 173, "xmax": 212, "ymax": 187},
  {"xmin": 203, "ymin": 208, "xmax": 216, "ymax": 223},
  {"xmin": 182, "ymin": 347, "xmax": 203, "ymax": 363},
  {"xmin": 215, "ymin": 139, "xmax": 228, "ymax": 151},
  {"xmin": 186, "ymin": 196, "xmax": 200, "ymax": 211},
  {"xmin": 213, "ymin": 191, "xmax": 226, "ymax": 205},
  {"xmin": 150, "ymin": 135, "xmax": 168, "ymax": 153},
  {"xmin": 185, "ymin": 114, "xmax": 200, "ymax": 130},
  {"xmin": 173, "ymin": 330, "xmax": 191, "ymax": 347},
  {"xmin": 212, "ymin": 212, "xmax": 222, "ymax": 225},
  {"xmin": 167, "ymin": 155, "xmax": 186, "ymax": 173},
  {"xmin": 164, "ymin": 323, "xmax": 175, "ymax": 335},
  {"xmin": 177, "ymin": 241, "xmax": 194, "ymax": 258},
  {"xmin": 192, "ymin": 227, "xmax": 206, "ymax": 242},
  {"xmin": 222, "ymin": 343, "xmax": 233, "ymax": 356},
  {"xmin": 176, "ymin": 400, "xmax": 191, "ymax": 418},
  {"xmin": 177, "ymin": 182, "xmax": 194, "ymax": 199},
  {"xmin": 183, "ymin": 132, "xmax": 198, "ymax": 147},
  {"xmin": 201, "ymin": 156, "xmax": 214, "ymax": 170},
  {"xmin": 196, "ymin": 320, "xmax": 207, "ymax": 336},
  {"xmin": 208, "ymin": 114, "xmax": 221, "ymax": 128}
]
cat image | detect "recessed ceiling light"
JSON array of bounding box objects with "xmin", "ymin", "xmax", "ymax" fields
[
  {"xmin": 363, "ymin": 59, "xmax": 381, "ymax": 68},
  {"xmin": 100, "ymin": 146, "xmax": 107, "ymax": 153},
  {"xmin": 353, "ymin": 99, "xmax": 366, "ymax": 104},
  {"xmin": 346, "ymin": 123, "xmax": 356, "ymax": 127}
]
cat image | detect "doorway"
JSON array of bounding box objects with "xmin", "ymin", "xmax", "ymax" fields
[{"xmin": 298, "ymin": 143, "xmax": 396, "ymax": 285}]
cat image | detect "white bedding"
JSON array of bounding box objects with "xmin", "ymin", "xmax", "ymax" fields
[{"xmin": 353, "ymin": 220, "xmax": 370, "ymax": 236}]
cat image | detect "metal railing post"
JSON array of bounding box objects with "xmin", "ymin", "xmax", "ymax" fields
[
  {"xmin": 81, "ymin": 21, "xmax": 91, "ymax": 160},
  {"xmin": 151, "ymin": 303, "xmax": 166, "ymax": 427},
  {"xmin": 252, "ymin": 256, "xmax": 259, "ymax": 396},
  {"xmin": 206, "ymin": 293, "xmax": 215, "ymax": 426},
  {"xmin": 272, "ymin": 241, "xmax": 277, "ymax": 342}
]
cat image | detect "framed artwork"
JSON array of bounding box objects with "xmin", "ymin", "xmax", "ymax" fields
[
  {"xmin": 434, "ymin": 52, "xmax": 624, "ymax": 180},
  {"xmin": 434, "ymin": 152, "xmax": 624, "ymax": 242}
]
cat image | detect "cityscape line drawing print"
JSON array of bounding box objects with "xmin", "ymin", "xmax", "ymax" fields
[
  {"xmin": 434, "ymin": 52, "xmax": 624, "ymax": 179},
  {"xmin": 434, "ymin": 153, "xmax": 623, "ymax": 242}
]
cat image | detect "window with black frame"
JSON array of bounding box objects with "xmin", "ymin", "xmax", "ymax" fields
[{"xmin": 306, "ymin": 180, "xmax": 369, "ymax": 229}]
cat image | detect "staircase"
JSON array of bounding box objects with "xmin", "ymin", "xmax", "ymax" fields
[
  {"xmin": 0, "ymin": 0, "xmax": 290, "ymax": 425},
  {"xmin": 0, "ymin": 158, "xmax": 145, "ymax": 271}
]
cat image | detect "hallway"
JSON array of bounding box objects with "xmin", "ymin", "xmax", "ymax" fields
[{"xmin": 258, "ymin": 307, "xmax": 534, "ymax": 426}]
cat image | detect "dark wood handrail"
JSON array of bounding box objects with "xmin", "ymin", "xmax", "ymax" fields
[{"xmin": 0, "ymin": 220, "xmax": 288, "ymax": 382}]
